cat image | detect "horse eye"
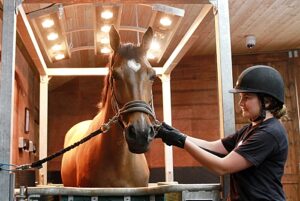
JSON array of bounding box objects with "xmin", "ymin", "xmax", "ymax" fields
[{"xmin": 112, "ymin": 70, "xmax": 121, "ymax": 80}]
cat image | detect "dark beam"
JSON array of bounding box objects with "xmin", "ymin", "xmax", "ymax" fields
[{"xmin": 23, "ymin": 0, "xmax": 210, "ymax": 4}]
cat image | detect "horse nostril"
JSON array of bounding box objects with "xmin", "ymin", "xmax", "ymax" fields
[
  {"xmin": 127, "ymin": 125, "xmax": 137, "ymax": 140},
  {"xmin": 149, "ymin": 126, "xmax": 155, "ymax": 137}
]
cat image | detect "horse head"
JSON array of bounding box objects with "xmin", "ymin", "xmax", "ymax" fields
[{"xmin": 109, "ymin": 26, "xmax": 156, "ymax": 154}]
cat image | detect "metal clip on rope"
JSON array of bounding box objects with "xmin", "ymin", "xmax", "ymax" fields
[{"xmin": 101, "ymin": 114, "xmax": 120, "ymax": 133}]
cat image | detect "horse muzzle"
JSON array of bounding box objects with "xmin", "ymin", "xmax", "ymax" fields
[{"xmin": 124, "ymin": 123, "xmax": 155, "ymax": 154}]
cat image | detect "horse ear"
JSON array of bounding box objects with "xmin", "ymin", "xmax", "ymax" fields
[
  {"xmin": 109, "ymin": 25, "xmax": 120, "ymax": 52},
  {"xmin": 141, "ymin": 27, "xmax": 153, "ymax": 51}
]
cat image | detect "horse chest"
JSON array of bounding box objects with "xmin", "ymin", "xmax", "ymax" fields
[{"xmin": 77, "ymin": 150, "xmax": 149, "ymax": 187}]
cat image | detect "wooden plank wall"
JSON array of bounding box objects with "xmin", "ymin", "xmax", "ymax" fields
[
  {"xmin": 47, "ymin": 76, "xmax": 104, "ymax": 170},
  {"xmin": 232, "ymin": 52, "xmax": 300, "ymax": 201},
  {"xmin": 2, "ymin": 42, "xmax": 40, "ymax": 186},
  {"xmin": 147, "ymin": 55, "xmax": 220, "ymax": 168},
  {"xmin": 45, "ymin": 53, "xmax": 299, "ymax": 200}
]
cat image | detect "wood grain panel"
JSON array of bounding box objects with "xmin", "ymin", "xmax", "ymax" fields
[
  {"xmin": 232, "ymin": 53, "xmax": 300, "ymax": 201},
  {"xmin": 22, "ymin": 1, "xmax": 300, "ymax": 69}
]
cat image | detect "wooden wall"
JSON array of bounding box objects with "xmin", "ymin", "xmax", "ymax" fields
[
  {"xmin": 48, "ymin": 76, "xmax": 103, "ymax": 170},
  {"xmin": 46, "ymin": 52, "xmax": 300, "ymax": 200},
  {"xmin": 146, "ymin": 55, "xmax": 220, "ymax": 168},
  {"xmin": 13, "ymin": 47, "xmax": 39, "ymax": 166},
  {"xmin": 46, "ymin": 55, "xmax": 220, "ymax": 171},
  {"xmin": 1, "ymin": 40, "xmax": 40, "ymax": 186},
  {"xmin": 232, "ymin": 52, "xmax": 300, "ymax": 201}
]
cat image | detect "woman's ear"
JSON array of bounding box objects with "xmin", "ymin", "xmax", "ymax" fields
[
  {"xmin": 109, "ymin": 25, "xmax": 120, "ymax": 52},
  {"xmin": 140, "ymin": 27, "xmax": 153, "ymax": 51}
]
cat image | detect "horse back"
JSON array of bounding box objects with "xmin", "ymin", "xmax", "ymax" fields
[
  {"xmin": 63, "ymin": 120, "xmax": 92, "ymax": 147},
  {"xmin": 61, "ymin": 120, "xmax": 92, "ymax": 186}
]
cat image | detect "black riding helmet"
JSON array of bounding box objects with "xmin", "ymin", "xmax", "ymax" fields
[
  {"xmin": 229, "ymin": 65, "xmax": 285, "ymax": 121},
  {"xmin": 229, "ymin": 65, "xmax": 285, "ymax": 104}
]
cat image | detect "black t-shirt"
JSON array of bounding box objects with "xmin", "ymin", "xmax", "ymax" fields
[{"xmin": 221, "ymin": 118, "xmax": 288, "ymax": 201}]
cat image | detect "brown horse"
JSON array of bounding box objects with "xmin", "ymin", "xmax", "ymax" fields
[{"xmin": 61, "ymin": 26, "xmax": 157, "ymax": 187}]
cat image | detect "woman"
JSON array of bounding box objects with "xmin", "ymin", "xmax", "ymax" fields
[{"xmin": 156, "ymin": 65, "xmax": 288, "ymax": 201}]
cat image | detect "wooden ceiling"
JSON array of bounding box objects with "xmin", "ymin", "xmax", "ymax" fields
[{"xmin": 5, "ymin": 0, "xmax": 300, "ymax": 69}]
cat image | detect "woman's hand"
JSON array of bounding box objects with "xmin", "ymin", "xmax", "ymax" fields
[{"xmin": 155, "ymin": 122, "xmax": 187, "ymax": 148}]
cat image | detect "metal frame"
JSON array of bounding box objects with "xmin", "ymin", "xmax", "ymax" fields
[
  {"xmin": 214, "ymin": 0, "xmax": 235, "ymax": 198},
  {"xmin": 15, "ymin": 183, "xmax": 221, "ymax": 201},
  {"xmin": 0, "ymin": 0, "xmax": 234, "ymax": 200},
  {"xmin": 0, "ymin": 1, "xmax": 18, "ymax": 200}
]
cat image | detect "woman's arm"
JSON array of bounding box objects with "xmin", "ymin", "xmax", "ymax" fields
[
  {"xmin": 187, "ymin": 137, "xmax": 229, "ymax": 155},
  {"xmin": 184, "ymin": 139, "xmax": 252, "ymax": 175}
]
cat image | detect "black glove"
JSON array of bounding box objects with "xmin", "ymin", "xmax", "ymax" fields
[{"xmin": 155, "ymin": 122, "xmax": 187, "ymax": 148}]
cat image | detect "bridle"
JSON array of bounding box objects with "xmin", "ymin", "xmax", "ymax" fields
[{"xmin": 105, "ymin": 56, "xmax": 161, "ymax": 133}]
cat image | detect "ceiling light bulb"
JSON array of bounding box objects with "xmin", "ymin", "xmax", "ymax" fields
[
  {"xmin": 101, "ymin": 25, "xmax": 111, "ymax": 33},
  {"xmin": 147, "ymin": 52, "xmax": 156, "ymax": 60},
  {"xmin": 51, "ymin": 44, "xmax": 63, "ymax": 51},
  {"xmin": 150, "ymin": 41, "xmax": 160, "ymax": 51},
  {"xmin": 101, "ymin": 47, "xmax": 111, "ymax": 54},
  {"xmin": 100, "ymin": 37, "xmax": 110, "ymax": 44},
  {"xmin": 42, "ymin": 19, "xmax": 54, "ymax": 28},
  {"xmin": 47, "ymin": 32, "xmax": 58, "ymax": 41},
  {"xmin": 54, "ymin": 53, "xmax": 65, "ymax": 60},
  {"xmin": 101, "ymin": 10, "xmax": 113, "ymax": 20},
  {"xmin": 160, "ymin": 17, "xmax": 172, "ymax": 27}
]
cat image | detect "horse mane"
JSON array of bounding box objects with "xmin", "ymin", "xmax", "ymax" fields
[{"xmin": 98, "ymin": 43, "xmax": 141, "ymax": 110}]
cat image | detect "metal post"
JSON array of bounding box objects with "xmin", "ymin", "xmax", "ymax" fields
[
  {"xmin": 0, "ymin": 0, "xmax": 17, "ymax": 200},
  {"xmin": 9, "ymin": 173, "xmax": 16, "ymax": 201},
  {"xmin": 161, "ymin": 74, "xmax": 174, "ymax": 182},
  {"xmin": 17, "ymin": 186, "xmax": 26, "ymax": 201},
  {"xmin": 39, "ymin": 75, "xmax": 49, "ymax": 185},
  {"xmin": 213, "ymin": 0, "xmax": 235, "ymax": 200}
]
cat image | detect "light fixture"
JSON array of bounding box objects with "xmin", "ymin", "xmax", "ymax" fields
[
  {"xmin": 100, "ymin": 47, "xmax": 111, "ymax": 54},
  {"xmin": 47, "ymin": 32, "xmax": 58, "ymax": 41},
  {"xmin": 95, "ymin": 4, "xmax": 122, "ymax": 55},
  {"xmin": 30, "ymin": 4, "xmax": 70, "ymax": 63},
  {"xmin": 41, "ymin": 19, "xmax": 54, "ymax": 28},
  {"xmin": 54, "ymin": 53, "xmax": 65, "ymax": 60},
  {"xmin": 51, "ymin": 44, "xmax": 63, "ymax": 51},
  {"xmin": 101, "ymin": 25, "xmax": 111, "ymax": 33},
  {"xmin": 147, "ymin": 51, "xmax": 156, "ymax": 60},
  {"xmin": 101, "ymin": 10, "xmax": 113, "ymax": 20},
  {"xmin": 150, "ymin": 41, "xmax": 161, "ymax": 51},
  {"xmin": 149, "ymin": 5, "xmax": 185, "ymax": 62},
  {"xmin": 100, "ymin": 37, "xmax": 110, "ymax": 44},
  {"xmin": 160, "ymin": 17, "xmax": 172, "ymax": 27}
]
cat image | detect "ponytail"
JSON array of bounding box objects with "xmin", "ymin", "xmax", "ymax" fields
[{"xmin": 264, "ymin": 95, "xmax": 287, "ymax": 119}]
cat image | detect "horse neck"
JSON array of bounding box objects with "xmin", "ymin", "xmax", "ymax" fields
[{"xmin": 97, "ymin": 87, "xmax": 127, "ymax": 149}]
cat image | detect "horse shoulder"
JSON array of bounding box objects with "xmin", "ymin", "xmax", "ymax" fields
[{"xmin": 64, "ymin": 120, "xmax": 93, "ymax": 147}]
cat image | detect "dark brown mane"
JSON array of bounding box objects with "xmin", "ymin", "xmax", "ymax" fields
[{"xmin": 97, "ymin": 54, "xmax": 113, "ymax": 110}]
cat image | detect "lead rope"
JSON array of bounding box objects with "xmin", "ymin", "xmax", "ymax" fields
[
  {"xmin": 6, "ymin": 100, "xmax": 160, "ymax": 172},
  {"xmin": 14, "ymin": 113, "xmax": 121, "ymax": 171}
]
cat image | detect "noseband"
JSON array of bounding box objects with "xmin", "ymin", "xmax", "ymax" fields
[{"xmin": 111, "ymin": 81, "xmax": 159, "ymax": 127}]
